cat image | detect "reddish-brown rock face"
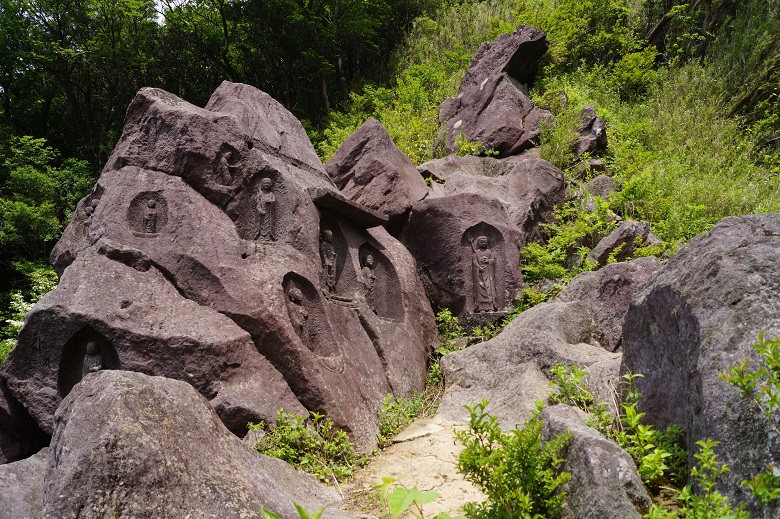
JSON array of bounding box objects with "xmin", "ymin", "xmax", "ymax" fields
[{"xmin": 1, "ymin": 82, "xmax": 436, "ymax": 454}]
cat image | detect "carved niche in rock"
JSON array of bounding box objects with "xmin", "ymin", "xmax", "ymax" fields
[
  {"xmin": 462, "ymin": 223, "xmax": 505, "ymax": 314},
  {"xmin": 256, "ymin": 176, "xmax": 277, "ymax": 242},
  {"xmin": 127, "ymin": 191, "xmax": 168, "ymax": 237},
  {"xmin": 283, "ymin": 274, "xmax": 345, "ymax": 373},
  {"xmin": 358, "ymin": 243, "xmax": 404, "ymax": 321},
  {"xmin": 57, "ymin": 326, "xmax": 120, "ymax": 397},
  {"xmin": 228, "ymin": 168, "xmax": 292, "ymax": 244},
  {"xmin": 214, "ymin": 148, "xmax": 239, "ymax": 186},
  {"xmin": 317, "ymin": 214, "xmax": 360, "ymax": 301}
]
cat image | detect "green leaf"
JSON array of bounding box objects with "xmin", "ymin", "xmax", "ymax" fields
[
  {"xmin": 387, "ymin": 487, "xmax": 417, "ymax": 518},
  {"xmin": 259, "ymin": 507, "xmax": 281, "ymax": 519}
]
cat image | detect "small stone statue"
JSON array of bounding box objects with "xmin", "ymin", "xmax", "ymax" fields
[
  {"xmin": 286, "ymin": 284, "xmax": 308, "ymax": 343},
  {"xmin": 216, "ymin": 151, "xmax": 234, "ymax": 185},
  {"xmin": 143, "ymin": 199, "xmax": 158, "ymax": 233},
  {"xmin": 320, "ymin": 230, "xmax": 337, "ymax": 293},
  {"xmin": 82, "ymin": 340, "xmax": 103, "ymax": 377},
  {"xmin": 257, "ymin": 177, "xmax": 276, "ymax": 241},
  {"xmin": 361, "ymin": 254, "xmax": 377, "ymax": 313},
  {"xmin": 471, "ymin": 235, "xmax": 497, "ymax": 312}
]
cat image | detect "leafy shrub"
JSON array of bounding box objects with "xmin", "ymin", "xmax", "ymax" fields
[
  {"xmin": 374, "ymin": 476, "xmax": 464, "ymax": 519},
  {"xmin": 520, "ymin": 199, "xmax": 613, "ymax": 284},
  {"xmin": 547, "ymin": 365, "xmax": 685, "ymax": 488},
  {"xmin": 611, "ymin": 47, "xmax": 658, "ymax": 100},
  {"xmin": 455, "ymin": 399, "xmax": 571, "ymax": 519},
  {"xmin": 251, "ymin": 410, "xmax": 363, "ymax": 483},
  {"xmin": 646, "ymin": 440, "xmax": 751, "ymax": 519},
  {"xmin": 721, "ymin": 332, "xmax": 780, "ymax": 507}
]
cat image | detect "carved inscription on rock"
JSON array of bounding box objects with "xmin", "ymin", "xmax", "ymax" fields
[{"xmin": 128, "ymin": 191, "xmax": 168, "ymax": 237}]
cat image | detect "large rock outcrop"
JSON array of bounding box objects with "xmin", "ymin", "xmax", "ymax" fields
[
  {"xmin": 622, "ymin": 214, "xmax": 780, "ymax": 514},
  {"xmin": 325, "ymin": 118, "xmax": 428, "ymax": 235},
  {"xmin": 439, "ymin": 301, "xmax": 620, "ymax": 427},
  {"xmin": 436, "ymin": 25, "xmax": 551, "ymax": 157},
  {"xmin": 43, "ymin": 370, "xmax": 352, "ymax": 519},
  {"xmin": 540, "ymin": 405, "xmax": 651, "ymax": 519},
  {"xmin": 405, "ymin": 154, "xmax": 565, "ymax": 318},
  {"xmin": 0, "ymin": 82, "xmax": 437, "ymax": 454}
]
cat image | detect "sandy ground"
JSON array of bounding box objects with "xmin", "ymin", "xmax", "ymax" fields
[{"xmin": 342, "ymin": 416, "xmax": 484, "ymax": 518}]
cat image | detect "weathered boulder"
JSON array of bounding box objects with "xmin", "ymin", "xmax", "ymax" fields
[
  {"xmin": 555, "ymin": 257, "xmax": 662, "ymax": 351},
  {"xmin": 587, "ymin": 220, "xmax": 660, "ymax": 266},
  {"xmin": 0, "ymin": 447, "xmax": 46, "ymax": 518},
  {"xmin": 1, "ymin": 82, "xmax": 437, "ymax": 453},
  {"xmin": 540, "ymin": 405, "xmax": 651, "ymax": 519},
  {"xmin": 584, "ymin": 174, "xmax": 616, "ymax": 200},
  {"xmin": 403, "ymin": 154, "xmax": 564, "ymax": 318},
  {"xmin": 325, "ymin": 118, "xmax": 428, "ymax": 235},
  {"xmin": 418, "ymin": 154, "xmax": 508, "ymax": 183},
  {"xmin": 574, "ymin": 105, "xmax": 608, "ymax": 159},
  {"xmin": 622, "ymin": 214, "xmax": 780, "ymax": 513},
  {"xmin": 44, "ymin": 370, "xmax": 353, "ymax": 519},
  {"xmin": 439, "ymin": 301, "xmax": 620, "ymax": 428},
  {"xmin": 436, "ymin": 25, "xmax": 552, "ymax": 157},
  {"xmin": 0, "ymin": 379, "xmax": 48, "ymax": 464}
]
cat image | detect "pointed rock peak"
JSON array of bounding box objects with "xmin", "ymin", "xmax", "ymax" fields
[
  {"xmin": 325, "ymin": 118, "xmax": 428, "ymax": 236},
  {"xmin": 206, "ymin": 81, "xmax": 326, "ymax": 176},
  {"xmin": 437, "ymin": 25, "xmax": 552, "ymax": 157}
]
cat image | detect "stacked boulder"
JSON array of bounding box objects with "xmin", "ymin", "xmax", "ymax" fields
[{"xmin": 436, "ymin": 25, "xmax": 551, "ymax": 157}]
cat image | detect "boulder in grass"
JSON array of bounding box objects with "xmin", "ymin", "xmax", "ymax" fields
[
  {"xmin": 439, "ymin": 301, "xmax": 620, "ymax": 428},
  {"xmin": 555, "ymin": 257, "xmax": 662, "ymax": 352},
  {"xmin": 436, "ymin": 25, "xmax": 552, "ymax": 157},
  {"xmin": 574, "ymin": 105, "xmax": 608, "ymax": 159},
  {"xmin": 587, "ymin": 220, "xmax": 661, "ymax": 266},
  {"xmin": 540, "ymin": 404, "xmax": 651, "ymax": 519}
]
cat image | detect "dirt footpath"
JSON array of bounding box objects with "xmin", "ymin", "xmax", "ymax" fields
[{"xmin": 344, "ymin": 416, "xmax": 484, "ymax": 518}]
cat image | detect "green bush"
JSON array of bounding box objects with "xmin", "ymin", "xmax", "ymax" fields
[
  {"xmin": 548, "ymin": 365, "xmax": 686, "ymax": 488},
  {"xmin": 646, "ymin": 440, "xmax": 751, "ymax": 519},
  {"xmin": 456, "ymin": 399, "xmax": 571, "ymax": 519},
  {"xmin": 520, "ymin": 199, "xmax": 613, "ymax": 284},
  {"xmin": 251, "ymin": 409, "xmax": 363, "ymax": 483}
]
